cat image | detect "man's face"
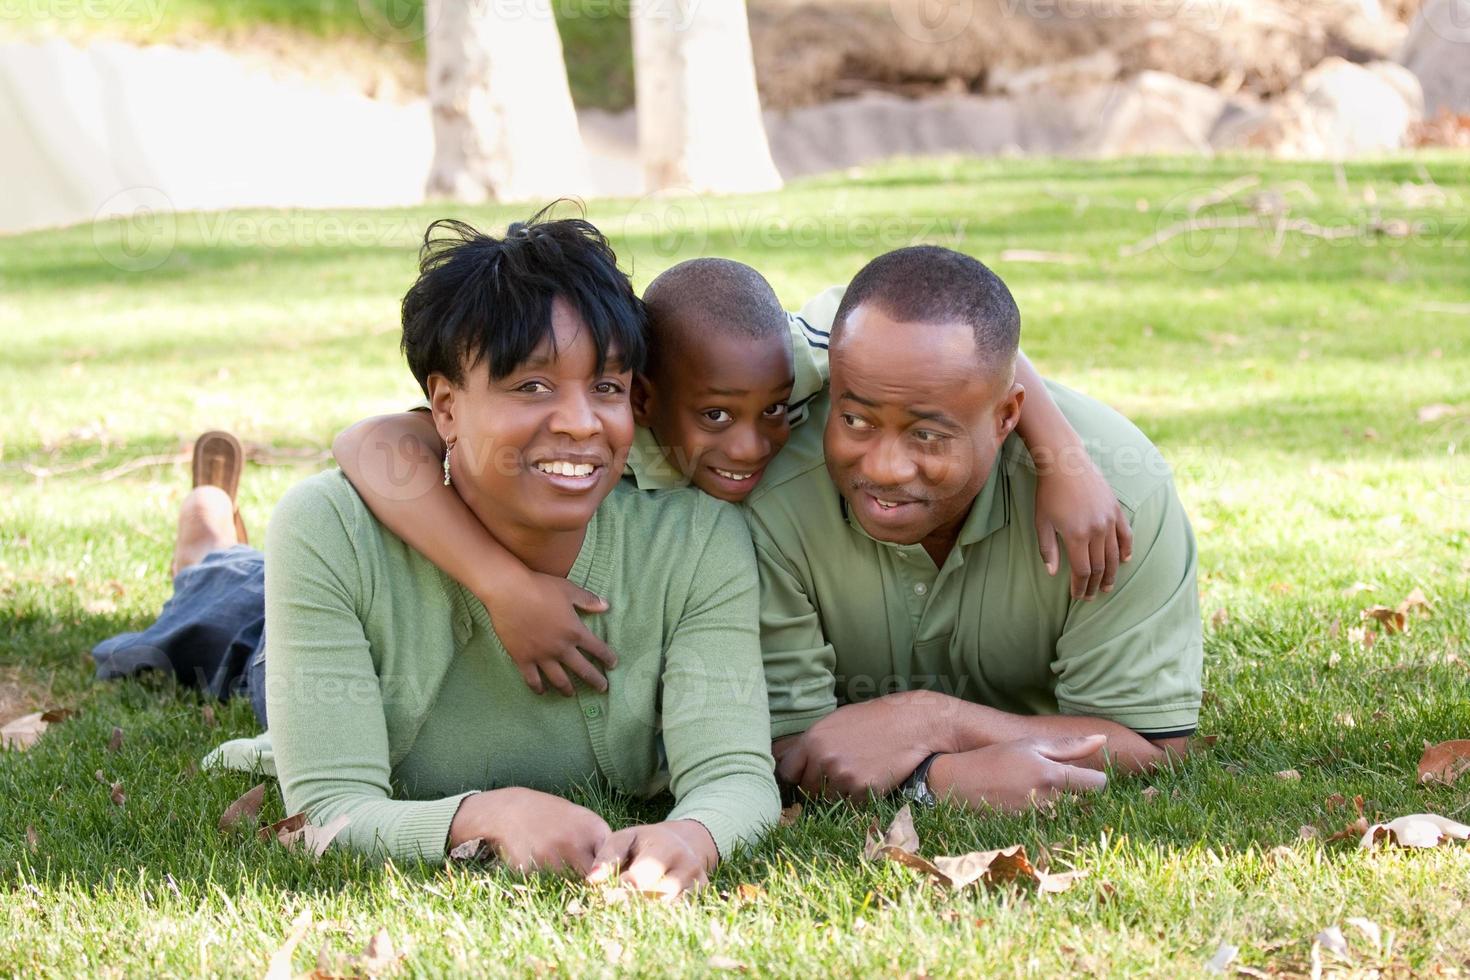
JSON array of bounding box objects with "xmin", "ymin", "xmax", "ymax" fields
[
  {"xmin": 634, "ymin": 327, "xmax": 795, "ymax": 503},
  {"xmin": 428, "ymin": 297, "xmax": 635, "ymax": 535},
  {"xmin": 825, "ymin": 302, "xmax": 1022, "ymax": 550}
]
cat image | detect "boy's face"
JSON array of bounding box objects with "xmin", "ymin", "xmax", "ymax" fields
[
  {"xmin": 633, "ymin": 327, "xmax": 795, "ymax": 503},
  {"xmin": 428, "ymin": 297, "xmax": 635, "ymax": 536}
]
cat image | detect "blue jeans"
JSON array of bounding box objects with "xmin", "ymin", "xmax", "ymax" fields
[{"xmin": 91, "ymin": 545, "xmax": 269, "ymax": 726}]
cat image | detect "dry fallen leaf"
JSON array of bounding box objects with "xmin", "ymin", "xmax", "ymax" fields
[
  {"xmin": 264, "ymin": 909, "xmax": 313, "ymax": 980},
  {"xmin": 1141, "ymin": 786, "xmax": 1161, "ymax": 802},
  {"xmin": 25, "ymin": 825, "xmax": 38, "ymax": 854},
  {"xmin": 734, "ymin": 883, "xmax": 767, "ymax": 903},
  {"xmin": 200, "ymin": 704, "xmax": 217, "ymax": 728},
  {"xmin": 1275, "ymin": 769, "xmax": 1302, "ymax": 781},
  {"xmin": 932, "ymin": 845, "xmax": 1035, "ymax": 889},
  {"xmin": 219, "ymin": 783, "xmax": 267, "ymax": 832},
  {"xmin": 1397, "ymin": 587, "xmax": 1432, "ymax": 618},
  {"xmin": 1210, "ymin": 608, "xmax": 1229, "ymax": 627},
  {"xmin": 1416, "ymin": 403, "xmax": 1457, "ymax": 423},
  {"xmin": 1347, "ymin": 625, "xmax": 1377, "ymax": 649},
  {"xmin": 448, "ymin": 837, "xmax": 488, "ymax": 861},
  {"xmin": 1327, "ymin": 817, "xmax": 1370, "ymax": 843},
  {"xmin": 110, "ymin": 780, "xmax": 126, "ymax": 807},
  {"xmin": 863, "ymin": 805, "xmax": 920, "ymax": 860},
  {"xmin": 1299, "ymin": 825, "xmax": 1319, "ymax": 840},
  {"xmin": 1324, "ymin": 792, "xmax": 1347, "ymax": 809},
  {"xmin": 1360, "ymin": 812, "xmax": 1470, "ymax": 849},
  {"xmin": 1418, "ymin": 739, "xmax": 1470, "ymax": 786},
  {"xmin": 358, "ymin": 927, "xmax": 404, "ymax": 976},
  {"xmin": 285, "ymin": 814, "xmax": 350, "ymax": 858},
  {"xmin": 778, "ymin": 803, "xmax": 802, "ymax": 827},
  {"xmin": 1361, "ymin": 605, "xmax": 1408, "ymax": 635},
  {"xmin": 1035, "ymin": 868, "xmax": 1089, "ymax": 894},
  {"xmin": 106, "ymin": 727, "xmax": 124, "ymax": 753}
]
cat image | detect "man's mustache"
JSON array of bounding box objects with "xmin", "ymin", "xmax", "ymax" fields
[{"xmin": 844, "ymin": 479, "xmax": 941, "ymax": 504}]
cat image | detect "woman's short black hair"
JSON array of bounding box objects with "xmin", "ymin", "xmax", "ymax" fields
[{"xmin": 400, "ymin": 203, "xmax": 647, "ymax": 395}]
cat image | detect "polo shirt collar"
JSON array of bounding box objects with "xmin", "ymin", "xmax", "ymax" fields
[
  {"xmin": 837, "ymin": 451, "xmax": 1009, "ymax": 550},
  {"xmin": 623, "ymin": 425, "xmax": 690, "ymax": 491}
]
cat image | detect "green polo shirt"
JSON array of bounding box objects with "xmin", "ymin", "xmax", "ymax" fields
[
  {"xmin": 742, "ymin": 382, "xmax": 1203, "ymax": 740},
  {"xmin": 624, "ymin": 286, "xmax": 842, "ymax": 491}
]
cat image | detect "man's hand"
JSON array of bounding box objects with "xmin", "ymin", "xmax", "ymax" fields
[
  {"xmin": 1033, "ymin": 448, "xmax": 1133, "ymax": 600},
  {"xmin": 585, "ymin": 820, "xmax": 718, "ymax": 899},
  {"xmin": 774, "ymin": 693, "xmax": 955, "ymax": 799},
  {"xmin": 450, "ymin": 788, "xmax": 611, "ymax": 875},
  {"xmin": 483, "ymin": 568, "xmax": 618, "ymax": 696},
  {"xmin": 927, "ymin": 734, "xmax": 1108, "ymax": 812}
]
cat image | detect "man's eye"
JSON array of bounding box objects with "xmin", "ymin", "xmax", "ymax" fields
[
  {"xmin": 703, "ymin": 409, "xmax": 733, "ymax": 424},
  {"xmin": 763, "ymin": 402, "xmax": 789, "ymax": 418},
  {"xmin": 842, "ymin": 413, "xmax": 872, "ymax": 430},
  {"xmin": 913, "ymin": 430, "xmax": 944, "ymax": 443},
  {"xmin": 518, "ymin": 381, "xmax": 551, "ymax": 393}
]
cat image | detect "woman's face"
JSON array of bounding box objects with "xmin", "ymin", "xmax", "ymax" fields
[{"xmin": 429, "ymin": 297, "xmax": 636, "ymax": 537}]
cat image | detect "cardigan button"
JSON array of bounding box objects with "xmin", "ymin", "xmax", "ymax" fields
[{"xmin": 583, "ymin": 703, "xmax": 601, "ymax": 719}]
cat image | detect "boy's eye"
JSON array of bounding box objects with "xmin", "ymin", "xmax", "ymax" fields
[
  {"xmin": 842, "ymin": 413, "xmax": 872, "ymax": 431},
  {"xmin": 703, "ymin": 409, "xmax": 733, "ymax": 424},
  {"xmin": 762, "ymin": 402, "xmax": 789, "ymax": 419},
  {"xmin": 518, "ymin": 381, "xmax": 551, "ymax": 394}
]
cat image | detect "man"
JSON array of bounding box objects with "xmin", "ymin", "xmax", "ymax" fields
[{"xmin": 743, "ymin": 245, "xmax": 1203, "ymax": 811}]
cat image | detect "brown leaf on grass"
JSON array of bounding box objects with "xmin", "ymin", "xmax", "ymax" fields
[
  {"xmin": 778, "ymin": 803, "xmax": 803, "ymax": 827},
  {"xmin": 357, "ymin": 928, "xmax": 404, "ymax": 977},
  {"xmin": 1397, "ymin": 587, "xmax": 1432, "ymax": 618},
  {"xmin": 863, "ymin": 804, "xmax": 920, "ymax": 860},
  {"xmin": 1327, "ymin": 817, "xmax": 1370, "ymax": 843},
  {"xmin": 734, "ymin": 883, "xmax": 767, "ymax": 903},
  {"xmin": 1, "ymin": 708, "xmax": 72, "ymax": 751},
  {"xmin": 26, "ymin": 826, "xmax": 38, "ymax": 853},
  {"xmin": 932, "ymin": 845, "xmax": 1035, "ymax": 889},
  {"xmin": 200, "ymin": 704, "xmax": 217, "ymax": 729},
  {"xmin": 218, "ymin": 783, "xmax": 267, "ymax": 832},
  {"xmin": 106, "ymin": 727, "xmax": 124, "ymax": 753},
  {"xmin": 1298, "ymin": 825, "xmax": 1319, "ymax": 840},
  {"xmin": 1275, "ymin": 769, "xmax": 1302, "ymax": 781},
  {"xmin": 269, "ymin": 814, "xmax": 350, "ymax": 858},
  {"xmin": 1324, "ymin": 793, "xmax": 1347, "ymax": 809},
  {"xmin": 1035, "ymin": 868, "xmax": 1089, "ymax": 894},
  {"xmin": 1359, "ymin": 813, "xmax": 1470, "ymax": 849},
  {"xmin": 110, "ymin": 781, "xmax": 126, "ymax": 807},
  {"xmin": 1361, "ymin": 605, "xmax": 1408, "ymax": 634},
  {"xmin": 1418, "ymin": 740, "xmax": 1470, "ymax": 786},
  {"xmin": 448, "ymin": 837, "xmax": 488, "ymax": 861},
  {"xmin": 1347, "ymin": 625, "xmax": 1376, "ymax": 649},
  {"xmin": 1210, "ymin": 608, "xmax": 1229, "ymax": 627},
  {"xmin": 1140, "ymin": 786, "xmax": 1161, "ymax": 802},
  {"xmin": 264, "ymin": 909, "xmax": 313, "ymax": 980},
  {"xmin": 259, "ymin": 812, "xmax": 308, "ymax": 843}
]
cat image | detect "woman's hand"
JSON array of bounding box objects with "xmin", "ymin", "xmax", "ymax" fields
[
  {"xmin": 927, "ymin": 735, "xmax": 1108, "ymax": 812},
  {"xmin": 450, "ymin": 788, "xmax": 611, "ymax": 875},
  {"xmin": 585, "ymin": 820, "xmax": 718, "ymax": 899},
  {"xmin": 1033, "ymin": 449, "xmax": 1133, "ymax": 600},
  {"xmin": 484, "ymin": 567, "xmax": 618, "ymax": 696}
]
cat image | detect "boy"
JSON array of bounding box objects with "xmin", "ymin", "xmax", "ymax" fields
[{"xmin": 333, "ymin": 253, "xmax": 1134, "ymax": 698}]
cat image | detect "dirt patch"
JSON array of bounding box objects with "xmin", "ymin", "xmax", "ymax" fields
[{"xmin": 0, "ymin": 666, "xmax": 55, "ymax": 729}]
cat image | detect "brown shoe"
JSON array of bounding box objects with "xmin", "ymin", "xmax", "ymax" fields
[{"xmin": 191, "ymin": 430, "xmax": 248, "ymax": 544}]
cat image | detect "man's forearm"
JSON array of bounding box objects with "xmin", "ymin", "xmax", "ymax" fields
[{"xmin": 915, "ymin": 691, "xmax": 1184, "ymax": 774}]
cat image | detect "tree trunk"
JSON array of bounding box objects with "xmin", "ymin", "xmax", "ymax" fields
[
  {"xmin": 632, "ymin": 0, "xmax": 782, "ymax": 194},
  {"xmin": 424, "ymin": 0, "xmax": 590, "ymax": 202}
]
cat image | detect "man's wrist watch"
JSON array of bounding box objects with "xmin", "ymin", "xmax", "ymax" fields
[{"xmin": 900, "ymin": 752, "xmax": 944, "ymax": 807}]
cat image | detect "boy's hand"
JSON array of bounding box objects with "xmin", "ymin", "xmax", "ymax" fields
[
  {"xmin": 1033, "ymin": 451, "xmax": 1133, "ymax": 600},
  {"xmin": 586, "ymin": 820, "xmax": 717, "ymax": 899},
  {"xmin": 482, "ymin": 568, "xmax": 618, "ymax": 695}
]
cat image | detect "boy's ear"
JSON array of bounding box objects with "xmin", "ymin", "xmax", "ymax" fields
[
  {"xmin": 631, "ymin": 374, "xmax": 655, "ymax": 428},
  {"xmin": 426, "ymin": 373, "xmax": 458, "ymax": 445}
]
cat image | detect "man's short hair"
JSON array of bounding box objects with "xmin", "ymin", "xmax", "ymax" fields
[
  {"xmin": 641, "ymin": 257, "xmax": 788, "ymax": 375},
  {"xmin": 832, "ymin": 245, "xmax": 1021, "ymax": 372},
  {"xmin": 401, "ymin": 204, "xmax": 647, "ymax": 395}
]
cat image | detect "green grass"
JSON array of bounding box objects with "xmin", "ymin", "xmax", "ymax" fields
[
  {"xmin": 0, "ymin": 0, "xmax": 635, "ymax": 110},
  {"xmin": 3, "ymin": 156, "xmax": 1470, "ymax": 975}
]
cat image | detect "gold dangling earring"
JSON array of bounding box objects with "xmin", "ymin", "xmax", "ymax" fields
[{"xmin": 443, "ymin": 441, "xmax": 453, "ymax": 487}]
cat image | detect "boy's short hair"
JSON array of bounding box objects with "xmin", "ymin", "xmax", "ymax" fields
[
  {"xmin": 641, "ymin": 258, "xmax": 788, "ymax": 375},
  {"xmin": 401, "ymin": 204, "xmax": 647, "ymax": 395},
  {"xmin": 832, "ymin": 245, "xmax": 1020, "ymax": 374}
]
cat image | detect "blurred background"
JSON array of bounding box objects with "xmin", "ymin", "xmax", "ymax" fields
[{"xmin": 3, "ymin": 0, "xmax": 1467, "ymax": 231}]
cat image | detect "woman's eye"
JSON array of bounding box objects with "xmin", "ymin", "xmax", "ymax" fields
[
  {"xmin": 594, "ymin": 381, "xmax": 625, "ymax": 395},
  {"xmin": 763, "ymin": 403, "xmax": 789, "ymax": 418},
  {"xmin": 518, "ymin": 381, "xmax": 551, "ymax": 393},
  {"xmin": 703, "ymin": 409, "xmax": 733, "ymax": 424}
]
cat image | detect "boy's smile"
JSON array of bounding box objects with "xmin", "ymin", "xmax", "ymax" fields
[{"xmin": 635, "ymin": 327, "xmax": 795, "ymax": 503}]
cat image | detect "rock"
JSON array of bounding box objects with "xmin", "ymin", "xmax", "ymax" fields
[
  {"xmin": 1213, "ymin": 57, "xmax": 1424, "ymax": 156},
  {"xmin": 1399, "ymin": 0, "xmax": 1470, "ymax": 114},
  {"xmin": 1080, "ymin": 71, "xmax": 1232, "ymax": 156},
  {"xmin": 988, "ymin": 51, "xmax": 1121, "ymax": 96}
]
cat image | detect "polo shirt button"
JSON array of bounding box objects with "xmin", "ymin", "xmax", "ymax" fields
[
  {"xmin": 913, "ymin": 582, "xmax": 928, "ymax": 596},
  {"xmin": 583, "ymin": 704, "xmax": 601, "ymax": 719}
]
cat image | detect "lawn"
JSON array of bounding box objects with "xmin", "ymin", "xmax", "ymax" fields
[{"xmin": 2, "ymin": 156, "xmax": 1470, "ymax": 976}]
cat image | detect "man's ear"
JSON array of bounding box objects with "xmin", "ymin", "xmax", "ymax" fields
[
  {"xmin": 631, "ymin": 374, "xmax": 655, "ymax": 428},
  {"xmin": 996, "ymin": 381, "xmax": 1025, "ymax": 441},
  {"xmin": 425, "ymin": 373, "xmax": 458, "ymax": 446}
]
